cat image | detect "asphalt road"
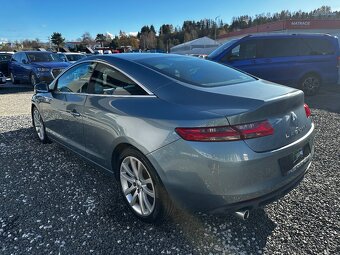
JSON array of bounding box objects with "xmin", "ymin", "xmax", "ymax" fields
[{"xmin": 0, "ymin": 82, "xmax": 339, "ymax": 254}]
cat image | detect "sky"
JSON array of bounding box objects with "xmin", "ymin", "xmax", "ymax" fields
[{"xmin": 0, "ymin": 0, "xmax": 339, "ymax": 42}]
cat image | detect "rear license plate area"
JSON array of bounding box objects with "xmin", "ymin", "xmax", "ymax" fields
[{"xmin": 279, "ymin": 144, "xmax": 311, "ymax": 175}]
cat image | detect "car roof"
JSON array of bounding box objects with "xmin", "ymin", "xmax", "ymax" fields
[
  {"xmin": 243, "ymin": 33, "xmax": 335, "ymax": 39},
  {"xmin": 87, "ymin": 53, "xmax": 184, "ymax": 62},
  {"xmin": 15, "ymin": 51, "xmax": 54, "ymax": 54}
]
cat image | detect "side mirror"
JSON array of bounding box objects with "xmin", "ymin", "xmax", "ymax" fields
[
  {"xmin": 22, "ymin": 59, "xmax": 28, "ymax": 64},
  {"xmin": 34, "ymin": 82, "xmax": 49, "ymax": 93}
]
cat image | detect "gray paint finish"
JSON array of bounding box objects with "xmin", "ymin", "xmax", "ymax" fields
[{"xmin": 32, "ymin": 54, "xmax": 315, "ymax": 213}]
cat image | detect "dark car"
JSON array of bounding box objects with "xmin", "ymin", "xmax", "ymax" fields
[
  {"xmin": 8, "ymin": 51, "xmax": 70, "ymax": 86},
  {"xmin": 207, "ymin": 33, "xmax": 340, "ymax": 95},
  {"xmin": 0, "ymin": 53, "xmax": 13, "ymax": 77},
  {"xmin": 31, "ymin": 54, "xmax": 315, "ymax": 223}
]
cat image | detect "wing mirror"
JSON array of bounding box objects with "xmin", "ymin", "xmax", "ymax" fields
[
  {"xmin": 22, "ymin": 59, "xmax": 28, "ymax": 64},
  {"xmin": 34, "ymin": 82, "xmax": 49, "ymax": 93}
]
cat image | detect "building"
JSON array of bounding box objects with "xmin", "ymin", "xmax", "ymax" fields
[
  {"xmin": 217, "ymin": 19, "xmax": 340, "ymax": 44},
  {"xmin": 170, "ymin": 36, "xmax": 220, "ymax": 55}
]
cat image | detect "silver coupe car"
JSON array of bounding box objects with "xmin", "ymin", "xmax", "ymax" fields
[{"xmin": 31, "ymin": 54, "xmax": 315, "ymax": 222}]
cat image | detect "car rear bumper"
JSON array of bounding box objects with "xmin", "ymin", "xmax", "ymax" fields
[{"xmin": 147, "ymin": 124, "xmax": 315, "ymax": 213}]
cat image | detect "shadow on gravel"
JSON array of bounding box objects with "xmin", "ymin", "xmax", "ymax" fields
[
  {"xmin": 0, "ymin": 83, "xmax": 33, "ymax": 95},
  {"xmin": 305, "ymin": 85, "xmax": 340, "ymax": 114},
  {"xmin": 1, "ymin": 125, "xmax": 278, "ymax": 254}
]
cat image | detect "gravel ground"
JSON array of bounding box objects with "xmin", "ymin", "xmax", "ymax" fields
[{"xmin": 0, "ymin": 84, "xmax": 339, "ymax": 254}]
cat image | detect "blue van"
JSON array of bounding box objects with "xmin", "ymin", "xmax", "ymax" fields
[{"xmin": 208, "ymin": 34, "xmax": 340, "ymax": 95}]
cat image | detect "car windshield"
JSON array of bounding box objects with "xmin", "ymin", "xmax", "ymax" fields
[
  {"xmin": 27, "ymin": 52, "xmax": 62, "ymax": 62},
  {"xmin": 208, "ymin": 38, "xmax": 239, "ymax": 59},
  {"xmin": 0, "ymin": 54, "xmax": 12, "ymax": 61},
  {"xmin": 66, "ymin": 54, "xmax": 86, "ymax": 62},
  {"xmin": 137, "ymin": 56, "xmax": 255, "ymax": 87}
]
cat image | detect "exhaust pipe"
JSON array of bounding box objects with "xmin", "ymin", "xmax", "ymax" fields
[{"xmin": 234, "ymin": 210, "xmax": 250, "ymax": 220}]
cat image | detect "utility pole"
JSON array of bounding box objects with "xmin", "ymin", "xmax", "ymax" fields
[{"xmin": 214, "ymin": 15, "xmax": 220, "ymax": 40}]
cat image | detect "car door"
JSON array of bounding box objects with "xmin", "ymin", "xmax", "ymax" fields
[
  {"xmin": 13, "ymin": 53, "xmax": 24, "ymax": 80},
  {"xmin": 83, "ymin": 62, "xmax": 149, "ymax": 169},
  {"xmin": 20, "ymin": 53, "xmax": 31, "ymax": 82},
  {"xmin": 43, "ymin": 62, "xmax": 96, "ymax": 155},
  {"xmin": 254, "ymin": 38, "xmax": 300, "ymax": 85},
  {"xmin": 220, "ymin": 40, "xmax": 260, "ymax": 76}
]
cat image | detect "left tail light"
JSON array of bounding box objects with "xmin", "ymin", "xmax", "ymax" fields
[
  {"xmin": 175, "ymin": 120, "xmax": 274, "ymax": 142},
  {"xmin": 304, "ymin": 103, "xmax": 311, "ymax": 118}
]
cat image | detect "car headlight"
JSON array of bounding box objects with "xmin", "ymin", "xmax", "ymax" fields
[{"xmin": 36, "ymin": 67, "xmax": 50, "ymax": 72}]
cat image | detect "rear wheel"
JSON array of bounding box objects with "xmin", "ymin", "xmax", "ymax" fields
[
  {"xmin": 10, "ymin": 72, "xmax": 19, "ymax": 84},
  {"xmin": 32, "ymin": 107, "xmax": 49, "ymax": 143},
  {"xmin": 118, "ymin": 148, "xmax": 174, "ymax": 223},
  {"xmin": 300, "ymin": 74, "xmax": 321, "ymax": 96}
]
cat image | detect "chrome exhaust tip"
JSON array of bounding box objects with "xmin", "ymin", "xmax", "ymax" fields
[{"xmin": 234, "ymin": 210, "xmax": 250, "ymax": 220}]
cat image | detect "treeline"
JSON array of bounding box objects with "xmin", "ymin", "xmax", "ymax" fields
[{"xmin": 1, "ymin": 5, "xmax": 339, "ymax": 52}]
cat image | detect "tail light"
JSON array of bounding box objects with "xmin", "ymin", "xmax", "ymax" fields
[
  {"xmin": 304, "ymin": 103, "xmax": 311, "ymax": 118},
  {"xmin": 175, "ymin": 120, "xmax": 274, "ymax": 142}
]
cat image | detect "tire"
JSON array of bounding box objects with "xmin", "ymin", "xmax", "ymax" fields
[
  {"xmin": 32, "ymin": 106, "xmax": 50, "ymax": 144},
  {"xmin": 30, "ymin": 73, "xmax": 38, "ymax": 87},
  {"xmin": 117, "ymin": 148, "xmax": 175, "ymax": 223},
  {"xmin": 300, "ymin": 74, "xmax": 321, "ymax": 96},
  {"xmin": 10, "ymin": 72, "xmax": 19, "ymax": 84}
]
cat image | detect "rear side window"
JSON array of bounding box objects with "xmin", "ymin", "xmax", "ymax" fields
[
  {"xmin": 137, "ymin": 56, "xmax": 255, "ymax": 87},
  {"xmin": 89, "ymin": 63, "xmax": 147, "ymax": 95},
  {"xmin": 258, "ymin": 39, "xmax": 299, "ymax": 58},
  {"xmin": 299, "ymin": 38, "xmax": 334, "ymax": 56}
]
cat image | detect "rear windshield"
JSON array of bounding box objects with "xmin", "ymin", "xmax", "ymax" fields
[
  {"xmin": 27, "ymin": 52, "xmax": 62, "ymax": 62},
  {"xmin": 136, "ymin": 56, "xmax": 255, "ymax": 87}
]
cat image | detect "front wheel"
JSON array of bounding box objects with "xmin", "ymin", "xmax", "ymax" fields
[
  {"xmin": 30, "ymin": 73, "xmax": 38, "ymax": 86},
  {"xmin": 10, "ymin": 72, "xmax": 19, "ymax": 84},
  {"xmin": 32, "ymin": 107, "xmax": 49, "ymax": 143},
  {"xmin": 300, "ymin": 74, "xmax": 321, "ymax": 96},
  {"xmin": 118, "ymin": 148, "xmax": 174, "ymax": 223}
]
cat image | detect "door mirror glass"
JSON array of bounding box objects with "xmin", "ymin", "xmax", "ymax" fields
[{"xmin": 34, "ymin": 82, "xmax": 49, "ymax": 93}]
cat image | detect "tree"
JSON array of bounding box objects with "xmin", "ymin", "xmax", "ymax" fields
[
  {"xmin": 95, "ymin": 33, "xmax": 106, "ymax": 47},
  {"xmin": 81, "ymin": 32, "xmax": 94, "ymax": 47},
  {"xmin": 51, "ymin": 32, "xmax": 65, "ymax": 51}
]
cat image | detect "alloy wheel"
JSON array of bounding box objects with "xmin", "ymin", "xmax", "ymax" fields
[
  {"xmin": 120, "ymin": 156, "xmax": 156, "ymax": 216},
  {"xmin": 33, "ymin": 108, "xmax": 45, "ymax": 141},
  {"xmin": 302, "ymin": 76, "xmax": 320, "ymax": 96}
]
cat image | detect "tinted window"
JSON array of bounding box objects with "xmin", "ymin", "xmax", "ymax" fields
[
  {"xmin": 299, "ymin": 38, "xmax": 334, "ymax": 56},
  {"xmin": 208, "ymin": 39, "xmax": 238, "ymax": 59},
  {"xmin": 66, "ymin": 54, "xmax": 86, "ymax": 62},
  {"xmin": 27, "ymin": 52, "xmax": 62, "ymax": 62},
  {"xmin": 137, "ymin": 56, "xmax": 255, "ymax": 87},
  {"xmin": 56, "ymin": 62, "xmax": 95, "ymax": 93},
  {"xmin": 89, "ymin": 63, "xmax": 147, "ymax": 95},
  {"xmin": 222, "ymin": 40, "xmax": 257, "ymax": 62},
  {"xmin": 258, "ymin": 39, "xmax": 299, "ymax": 58}
]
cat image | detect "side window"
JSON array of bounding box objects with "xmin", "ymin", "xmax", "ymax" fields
[
  {"xmin": 299, "ymin": 38, "xmax": 334, "ymax": 56},
  {"xmin": 56, "ymin": 62, "xmax": 95, "ymax": 93},
  {"xmin": 16, "ymin": 53, "xmax": 23, "ymax": 63},
  {"xmin": 89, "ymin": 63, "xmax": 147, "ymax": 95},
  {"xmin": 222, "ymin": 41, "xmax": 256, "ymax": 62},
  {"xmin": 260, "ymin": 39, "xmax": 299, "ymax": 58},
  {"xmin": 21, "ymin": 53, "xmax": 28, "ymax": 63}
]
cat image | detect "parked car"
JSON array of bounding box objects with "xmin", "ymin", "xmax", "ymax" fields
[
  {"xmin": 9, "ymin": 51, "xmax": 70, "ymax": 86},
  {"xmin": 0, "ymin": 71, "xmax": 6, "ymax": 84},
  {"xmin": 207, "ymin": 33, "xmax": 340, "ymax": 95},
  {"xmin": 0, "ymin": 52, "xmax": 13, "ymax": 77},
  {"xmin": 31, "ymin": 54, "xmax": 315, "ymax": 222},
  {"xmin": 57, "ymin": 52, "xmax": 87, "ymax": 64}
]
